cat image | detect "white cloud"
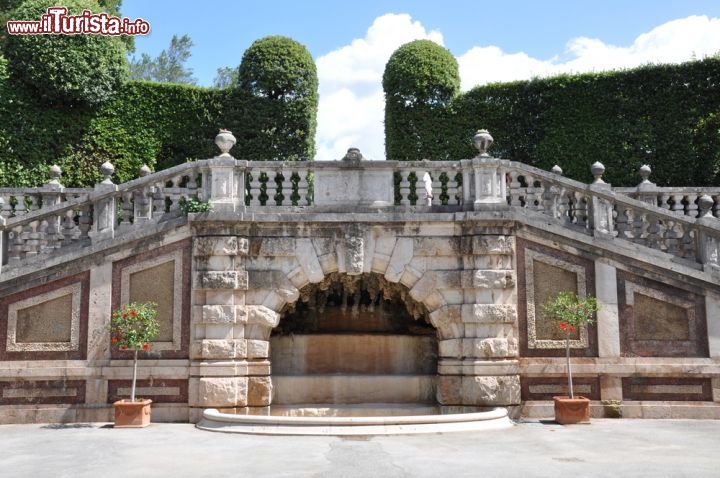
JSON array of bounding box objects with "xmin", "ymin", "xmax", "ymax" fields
[
  {"xmin": 459, "ymin": 15, "xmax": 720, "ymax": 89},
  {"xmin": 316, "ymin": 14, "xmax": 720, "ymax": 160},
  {"xmin": 315, "ymin": 14, "xmax": 443, "ymax": 161}
]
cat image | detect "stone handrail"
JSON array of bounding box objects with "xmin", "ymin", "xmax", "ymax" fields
[
  {"xmin": 1, "ymin": 161, "xmax": 206, "ymax": 266},
  {"xmin": 504, "ymin": 160, "xmax": 720, "ymax": 273},
  {"xmin": 1, "ymin": 129, "xmax": 719, "ymax": 278}
]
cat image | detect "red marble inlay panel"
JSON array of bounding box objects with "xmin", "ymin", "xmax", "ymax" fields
[
  {"xmin": 0, "ymin": 380, "xmax": 86, "ymax": 405},
  {"xmin": 521, "ymin": 376, "xmax": 601, "ymax": 401},
  {"xmin": 0, "ymin": 271, "xmax": 90, "ymax": 361},
  {"xmin": 622, "ymin": 377, "xmax": 712, "ymax": 401},
  {"xmin": 107, "ymin": 379, "xmax": 188, "ymax": 404},
  {"xmin": 617, "ymin": 270, "xmax": 708, "ymax": 358},
  {"xmin": 517, "ymin": 238, "xmax": 598, "ymax": 358},
  {"xmin": 111, "ymin": 240, "xmax": 191, "ymax": 360}
]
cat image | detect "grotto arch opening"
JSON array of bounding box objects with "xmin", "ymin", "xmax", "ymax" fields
[{"xmin": 269, "ymin": 272, "xmax": 439, "ymax": 411}]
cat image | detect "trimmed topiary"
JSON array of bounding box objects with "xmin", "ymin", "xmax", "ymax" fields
[
  {"xmin": 4, "ymin": 0, "xmax": 128, "ymax": 105},
  {"xmin": 230, "ymin": 36, "xmax": 318, "ymax": 160},
  {"xmin": 383, "ymin": 40, "xmax": 459, "ymax": 161},
  {"xmin": 383, "ymin": 39, "xmax": 460, "ymax": 107}
]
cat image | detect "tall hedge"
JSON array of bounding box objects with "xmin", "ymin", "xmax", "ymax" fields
[
  {"xmin": 4, "ymin": 0, "xmax": 128, "ymax": 105},
  {"xmin": 384, "ymin": 52, "xmax": 720, "ymax": 187},
  {"xmin": 383, "ymin": 40, "xmax": 460, "ymax": 161},
  {"xmin": 0, "ymin": 32, "xmax": 319, "ymax": 187}
]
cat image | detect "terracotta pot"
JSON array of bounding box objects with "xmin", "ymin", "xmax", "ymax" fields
[
  {"xmin": 113, "ymin": 399, "xmax": 152, "ymax": 428},
  {"xmin": 553, "ymin": 396, "xmax": 590, "ymax": 424}
]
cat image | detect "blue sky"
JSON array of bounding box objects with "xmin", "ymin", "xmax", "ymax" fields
[{"xmin": 120, "ymin": 0, "xmax": 720, "ymax": 160}]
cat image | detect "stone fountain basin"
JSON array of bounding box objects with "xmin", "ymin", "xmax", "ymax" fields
[{"xmin": 196, "ymin": 405, "xmax": 513, "ymax": 435}]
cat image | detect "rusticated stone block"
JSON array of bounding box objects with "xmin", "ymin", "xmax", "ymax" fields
[
  {"xmin": 464, "ymin": 235, "xmax": 515, "ymax": 255},
  {"xmin": 412, "ymin": 237, "xmax": 460, "ymax": 256},
  {"xmin": 461, "ymin": 304, "xmax": 516, "ymax": 323},
  {"xmin": 437, "ymin": 376, "xmax": 463, "ymax": 405},
  {"xmin": 200, "ymin": 339, "xmax": 247, "ymax": 359},
  {"xmin": 247, "ymin": 339, "xmax": 270, "ymax": 359},
  {"xmin": 439, "ymin": 339, "xmax": 463, "ymax": 358},
  {"xmin": 194, "ymin": 236, "xmax": 248, "ymax": 256},
  {"xmin": 429, "ymin": 306, "xmax": 464, "ymax": 339},
  {"xmin": 257, "ymin": 237, "xmax": 296, "ymax": 257},
  {"xmin": 198, "ymin": 271, "xmax": 248, "ymax": 290},
  {"xmin": 248, "ymin": 377, "xmax": 273, "ymax": 406},
  {"xmin": 246, "ymin": 306, "xmax": 280, "ymax": 328},
  {"xmin": 462, "ymin": 270, "xmax": 515, "ymax": 289},
  {"xmin": 196, "ymin": 377, "xmax": 248, "ymax": 407},
  {"xmin": 462, "ymin": 375, "xmax": 521, "ymax": 405},
  {"xmin": 345, "ymin": 236, "xmax": 364, "ymax": 275},
  {"xmin": 463, "ymin": 338, "xmax": 518, "ymax": 359},
  {"xmin": 201, "ymin": 305, "xmax": 236, "ymax": 324}
]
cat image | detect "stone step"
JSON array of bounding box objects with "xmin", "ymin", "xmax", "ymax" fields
[
  {"xmin": 270, "ymin": 334, "xmax": 437, "ymax": 375},
  {"xmin": 272, "ymin": 375, "xmax": 437, "ymax": 405}
]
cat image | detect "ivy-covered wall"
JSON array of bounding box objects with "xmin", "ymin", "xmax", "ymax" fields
[{"xmin": 384, "ymin": 50, "xmax": 720, "ymax": 187}]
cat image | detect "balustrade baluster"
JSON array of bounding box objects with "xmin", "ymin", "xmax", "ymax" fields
[
  {"xmin": 14, "ymin": 195, "xmax": 27, "ymax": 216},
  {"xmin": 671, "ymin": 194, "xmax": 684, "ymax": 215},
  {"xmin": 685, "ymin": 194, "xmax": 698, "ymax": 218},
  {"xmin": 62, "ymin": 209, "xmax": 80, "ymax": 244},
  {"xmin": 297, "ymin": 170, "xmax": 310, "ymax": 206},
  {"xmin": 78, "ymin": 205, "xmax": 92, "ymax": 240},
  {"xmin": 281, "ymin": 169, "xmax": 293, "ymax": 206},
  {"xmin": 681, "ymin": 228, "xmax": 696, "ymax": 260},
  {"xmin": 120, "ymin": 192, "xmax": 133, "ymax": 227},
  {"xmin": 399, "ymin": 171, "xmax": 411, "ymax": 206},
  {"xmin": 9, "ymin": 225, "xmax": 23, "ymax": 263},
  {"xmin": 645, "ymin": 215, "xmax": 661, "ymax": 249},
  {"xmin": 615, "ymin": 207, "xmax": 631, "ymax": 239},
  {"xmin": 572, "ymin": 192, "xmax": 587, "ymax": 227},
  {"xmin": 663, "ymin": 220, "xmax": 680, "ymax": 255},
  {"xmin": 152, "ymin": 182, "xmax": 166, "ymax": 216},
  {"xmin": 508, "ymin": 172, "xmax": 522, "ymax": 207},
  {"xmin": 431, "ymin": 172, "xmax": 442, "ymax": 205}
]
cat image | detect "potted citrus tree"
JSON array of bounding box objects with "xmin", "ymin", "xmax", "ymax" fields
[
  {"xmin": 542, "ymin": 291, "xmax": 599, "ymax": 424},
  {"xmin": 110, "ymin": 301, "xmax": 159, "ymax": 428}
]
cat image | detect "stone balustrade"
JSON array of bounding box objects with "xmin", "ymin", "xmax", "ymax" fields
[{"xmin": 1, "ymin": 130, "xmax": 719, "ymax": 278}]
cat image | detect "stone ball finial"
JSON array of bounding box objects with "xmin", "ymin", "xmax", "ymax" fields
[
  {"xmin": 100, "ymin": 161, "xmax": 115, "ymax": 184},
  {"xmin": 342, "ymin": 147, "xmax": 363, "ymax": 162},
  {"xmin": 551, "ymin": 165, "xmax": 563, "ymax": 175},
  {"xmin": 47, "ymin": 164, "xmax": 62, "ymax": 185},
  {"xmin": 215, "ymin": 129, "xmax": 237, "ymax": 157},
  {"xmin": 473, "ymin": 129, "xmax": 493, "ymax": 157},
  {"xmin": 139, "ymin": 164, "xmax": 152, "ymax": 177},
  {"xmin": 591, "ymin": 161, "xmax": 606, "ymax": 184},
  {"xmin": 698, "ymin": 194, "xmax": 715, "ymax": 218}
]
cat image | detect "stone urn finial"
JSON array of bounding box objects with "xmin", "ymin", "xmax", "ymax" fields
[
  {"xmin": 215, "ymin": 129, "xmax": 236, "ymax": 157},
  {"xmin": 342, "ymin": 147, "xmax": 363, "ymax": 162},
  {"xmin": 139, "ymin": 164, "xmax": 152, "ymax": 177},
  {"xmin": 638, "ymin": 164, "xmax": 655, "ymax": 186},
  {"xmin": 551, "ymin": 165, "xmax": 563, "ymax": 175},
  {"xmin": 591, "ymin": 161, "xmax": 605, "ymax": 184},
  {"xmin": 473, "ymin": 129, "xmax": 493, "ymax": 157},
  {"xmin": 47, "ymin": 164, "xmax": 62, "ymax": 186},
  {"xmin": 100, "ymin": 161, "xmax": 115, "ymax": 185}
]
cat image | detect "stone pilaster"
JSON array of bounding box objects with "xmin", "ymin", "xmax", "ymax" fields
[
  {"xmin": 437, "ymin": 234, "xmax": 520, "ymax": 406},
  {"xmin": 189, "ymin": 235, "xmax": 253, "ymax": 413}
]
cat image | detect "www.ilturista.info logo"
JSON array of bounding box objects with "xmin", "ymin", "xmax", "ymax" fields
[{"xmin": 6, "ymin": 7, "xmax": 150, "ymax": 35}]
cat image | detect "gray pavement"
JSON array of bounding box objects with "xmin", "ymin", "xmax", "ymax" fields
[{"xmin": 1, "ymin": 419, "xmax": 719, "ymax": 477}]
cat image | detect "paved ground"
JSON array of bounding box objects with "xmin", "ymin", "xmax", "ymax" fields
[{"xmin": 1, "ymin": 419, "xmax": 719, "ymax": 477}]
